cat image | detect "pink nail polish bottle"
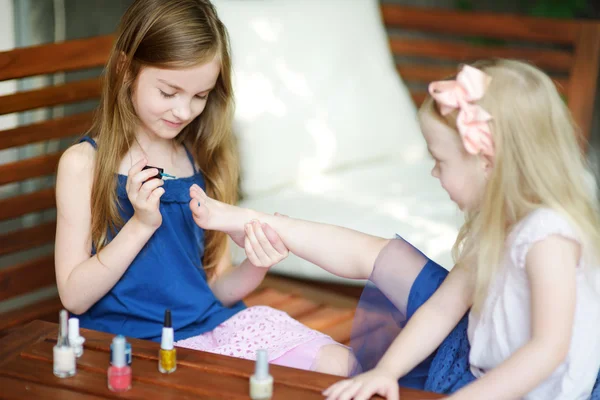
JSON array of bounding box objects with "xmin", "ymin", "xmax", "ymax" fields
[{"xmin": 108, "ymin": 335, "xmax": 132, "ymax": 392}]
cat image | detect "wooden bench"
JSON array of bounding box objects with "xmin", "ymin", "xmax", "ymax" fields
[{"xmin": 1, "ymin": 4, "xmax": 599, "ymax": 342}]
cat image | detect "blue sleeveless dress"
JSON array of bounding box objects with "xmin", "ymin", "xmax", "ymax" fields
[{"xmin": 76, "ymin": 136, "xmax": 245, "ymax": 342}]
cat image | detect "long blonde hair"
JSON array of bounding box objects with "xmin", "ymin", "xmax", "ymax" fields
[
  {"xmin": 420, "ymin": 59, "xmax": 600, "ymax": 312},
  {"xmin": 89, "ymin": 0, "xmax": 237, "ymax": 279}
]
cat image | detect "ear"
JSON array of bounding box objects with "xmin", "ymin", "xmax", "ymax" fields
[{"xmin": 481, "ymin": 154, "xmax": 494, "ymax": 179}]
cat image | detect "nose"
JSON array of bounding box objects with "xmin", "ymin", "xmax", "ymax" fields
[
  {"xmin": 172, "ymin": 99, "xmax": 192, "ymax": 121},
  {"xmin": 431, "ymin": 166, "xmax": 438, "ymax": 178}
]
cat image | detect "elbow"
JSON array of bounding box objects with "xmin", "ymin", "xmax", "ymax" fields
[
  {"xmin": 58, "ymin": 290, "xmax": 90, "ymax": 316},
  {"xmin": 536, "ymin": 336, "xmax": 570, "ymax": 368},
  {"xmin": 554, "ymin": 341, "xmax": 571, "ymax": 365}
]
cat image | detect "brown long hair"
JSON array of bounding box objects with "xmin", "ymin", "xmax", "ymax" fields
[{"xmin": 89, "ymin": 0, "xmax": 237, "ymax": 279}]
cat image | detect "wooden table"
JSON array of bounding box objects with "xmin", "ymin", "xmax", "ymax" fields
[{"xmin": 0, "ymin": 320, "xmax": 443, "ymax": 399}]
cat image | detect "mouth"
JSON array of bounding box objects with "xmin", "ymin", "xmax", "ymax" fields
[{"xmin": 162, "ymin": 119, "xmax": 184, "ymax": 128}]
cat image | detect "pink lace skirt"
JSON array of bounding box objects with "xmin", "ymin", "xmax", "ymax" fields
[{"xmin": 175, "ymin": 306, "xmax": 341, "ymax": 371}]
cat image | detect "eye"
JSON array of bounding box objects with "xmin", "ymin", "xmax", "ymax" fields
[
  {"xmin": 195, "ymin": 93, "xmax": 209, "ymax": 100},
  {"xmin": 159, "ymin": 90, "xmax": 175, "ymax": 98}
]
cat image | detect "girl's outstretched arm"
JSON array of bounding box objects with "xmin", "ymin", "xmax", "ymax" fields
[
  {"xmin": 189, "ymin": 184, "xmax": 389, "ymax": 280},
  {"xmin": 323, "ymin": 262, "xmax": 473, "ymax": 400},
  {"xmin": 55, "ymin": 144, "xmax": 164, "ymax": 315},
  {"xmin": 447, "ymin": 235, "xmax": 578, "ymax": 400}
]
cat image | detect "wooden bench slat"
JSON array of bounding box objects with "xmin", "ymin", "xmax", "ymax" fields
[
  {"xmin": 0, "ymin": 152, "xmax": 62, "ymax": 186},
  {"xmin": 0, "ymin": 78, "xmax": 101, "ymax": 116},
  {"xmin": 243, "ymin": 287, "xmax": 294, "ymax": 308},
  {"xmin": 389, "ymin": 37, "xmax": 574, "ymax": 72},
  {"xmin": 297, "ymin": 307, "xmax": 355, "ymax": 332},
  {"xmin": 0, "ymin": 35, "xmax": 114, "ymax": 82},
  {"xmin": 567, "ymin": 23, "xmax": 600, "ymax": 146},
  {"xmin": 0, "ymin": 254, "xmax": 56, "ymax": 302},
  {"xmin": 25, "ymin": 339, "xmax": 330, "ymax": 399},
  {"xmin": 410, "ymin": 91, "xmax": 427, "ymax": 106},
  {"xmin": 320, "ymin": 318, "xmax": 354, "ymax": 345},
  {"xmin": 0, "ymin": 297, "xmax": 62, "ymax": 334},
  {"xmin": 0, "ymin": 111, "xmax": 93, "ymax": 150},
  {"xmin": 2, "ymin": 356, "xmax": 208, "ymax": 400},
  {"xmin": 0, "ymin": 221, "xmax": 56, "ymax": 257},
  {"xmin": 0, "ymin": 188, "xmax": 55, "ymax": 222},
  {"xmin": 275, "ymin": 297, "xmax": 321, "ymax": 319},
  {"xmin": 397, "ymin": 64, "xmax": 459, "ymax": 82},
  {"xmin": 381, "ymin": 4, "xmax": 579, "ymax": 45},
  {"xmin": 0, "ymin": 376, "xmax": 107, "ymax": 400}
]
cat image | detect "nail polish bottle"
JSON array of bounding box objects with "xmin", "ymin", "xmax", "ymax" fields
[
  {"xmin": 108, "ymin": 335, "xmax": 132, "ymax": 392},
  {"xmin": 158, "ymin": 309, "xmax": 176, "ymax": 374},
  {"xmin": 68, "ymin": 317, "xmax": 85, "ymax": 358},
  {"xmin": 53, "ymin": 310, "xmax": 76, "ymax": 378},
  {"xmin": 143, "ymin": 165, "xmax": 164, "ymax": 180},
  {"xmin": 250, "ymin": 349, "xmax": 273, "ymax": 400},
  {"xmin": 110, "ymin": 335, "xmax": 132, "ymax": 366}
]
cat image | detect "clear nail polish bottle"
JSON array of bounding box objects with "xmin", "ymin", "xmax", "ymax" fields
[
  {"xmin": 250, "ymin": 349, "xmax": 273, "ymax": 400},
  {"xmin": 53, "ymin": 310, "xmax": 76, "ymax": 378}
]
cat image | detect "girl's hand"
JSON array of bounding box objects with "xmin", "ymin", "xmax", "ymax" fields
[
  {"xmin": 126, "ymin": 159, "xmax": 165, "ymax": 230},
  {"xmin": 244, "ymin": 220, "xmax": 289, "ymax": 268},
  {"xmin": 322, "ymin": 368, "xmax": 399, "ymax": 400}
]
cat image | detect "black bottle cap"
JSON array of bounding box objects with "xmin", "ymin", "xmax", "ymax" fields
[
  {"xmin": 164, "ymin": 309, "xmax": 172, "ymax": 328},
  {"xmin": 142, "ymin": 165, "xmax": 164, "ymax": 180}
]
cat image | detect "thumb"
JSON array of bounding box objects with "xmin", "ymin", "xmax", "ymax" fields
[{"xmin": 263, "ymin": 223, "xmax": 288, "ymax": 255}]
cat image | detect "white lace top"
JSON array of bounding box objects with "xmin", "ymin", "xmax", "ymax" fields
[{"xmin": 467, "ymin": 208, "xmax": 600, "ymax": 399}]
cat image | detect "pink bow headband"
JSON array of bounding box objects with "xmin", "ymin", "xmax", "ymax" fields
[{"xmin": 428, "ymin": 65, "xmax": 494, "ymax": 157}]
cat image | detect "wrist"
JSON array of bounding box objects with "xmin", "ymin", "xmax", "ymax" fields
[
  {"xmin": 241, "ymin": 258, "xmax": 270, "ymax": 275},
  {"xmin": 128, "ymin": 215, "xmax": 158, "ymax": 238},
  {"xmin": 374, "ymin": 363, "xmax": 401, "ymax": 380}
]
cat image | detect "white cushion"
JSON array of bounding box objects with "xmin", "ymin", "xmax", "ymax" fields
[
  {"xmin": 212, "ymin": 0, "xmax": 426, "ymax": 197},
  {"xmin": 231, "ymin": 158, "xmax": 462, "ymax": 285}
]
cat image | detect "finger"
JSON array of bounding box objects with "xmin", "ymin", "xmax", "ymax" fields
[
  {"xmin": 138, "ymin": 177, "xmax": 164, "ymax": 201},
  {"xmin": 323, "ymin": 380, "xmax": 354, "ymax": 399},
  {"xmin": 246, "ymin": 222, "xmax": 271, "ymax": 266},
  {"xmin": 262, "ymin": 223, "xmax": 288, "ymax": 255},
  {"xmin": 148, "ymin": 187, "xmax": 165, "ymax": 208},
  {"xmin": 384, "ymin": 383, "xmax": 400, "ymax": 400},
  {"xmin": 244, "ymin": 232, "xmax": 263, "ymax": 267},
  {"xmin": 354, "ymin": 383, "xmax": 379, "ymax": 400},
  {"xmin": 252, "ymin": 221, "xmax": 285, "ymax": 261},
  {"xmin": 338, "ymin": 381, "xmax": 363, "ymax": 400},
  {"xmin": 274, "ymin": 212, "xmax": 289, "ymax": 218},
  {"xmin": 129, "ymin": 168, "xmax": 160, "ymax": 195},
  {"xmin": 125, "ymin": 158, "xmax": 147, "ymax": 192}
]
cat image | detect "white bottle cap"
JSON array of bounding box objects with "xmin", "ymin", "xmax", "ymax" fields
[
  {"xmin": 112, "ymin": 335, "xmax": 127, "ymax": 368},
  {"xmin": 254, "ymin": 349, "xmax": 270, "ymax": 380},
  {"xmin": 68, "ymin": 317, "xmax": 80, "ymax": 341}
]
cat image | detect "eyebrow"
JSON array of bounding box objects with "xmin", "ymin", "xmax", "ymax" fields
[{"xmin": 157, "ymin": 79, "xmax": 214, "ymax": 94}]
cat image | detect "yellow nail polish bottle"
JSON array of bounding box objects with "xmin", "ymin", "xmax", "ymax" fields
[{"xmin": 158, "ymin": 309, "xmax": 176, "ymax": 374}]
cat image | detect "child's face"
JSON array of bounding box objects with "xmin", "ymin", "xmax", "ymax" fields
[
  {"xmin": 131, "ymin": 56, "xmax": 221, "ymax": 140},
  {"xmin": 419, "ymin": 112, "xmax": 489, "ymax": 212}
]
